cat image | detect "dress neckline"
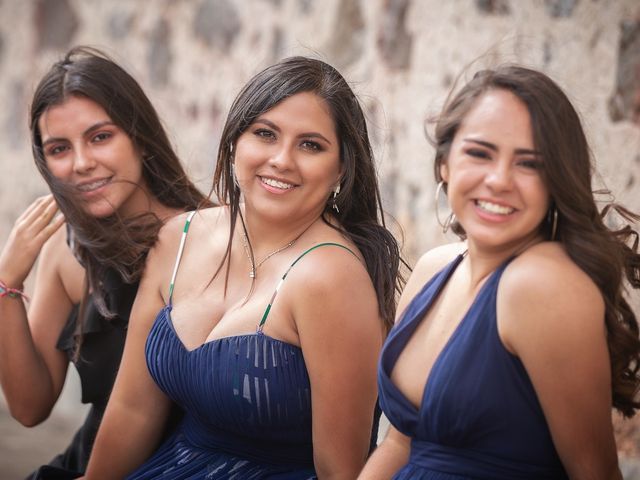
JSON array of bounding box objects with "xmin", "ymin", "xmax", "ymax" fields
[
  {"xmin": 158, "ymin": 304, "xmax": 303, "ymax": 354},
  {"xmin": 383, "ymin": 254, "xmax": 512, "ymax": 414}
]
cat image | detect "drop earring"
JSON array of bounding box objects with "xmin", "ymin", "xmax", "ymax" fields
[{"xmin": 332, "ymin": 185, "xmax": 340, "ymax": 213}]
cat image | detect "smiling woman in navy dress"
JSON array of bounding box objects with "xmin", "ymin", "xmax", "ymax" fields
[
  {"xmin": 84, "ymin": 56, "xmax": 404, "ymax": 479},
  {"xmin": 359, "ymin": 66, "xmax": 640, "ymax": 479}
]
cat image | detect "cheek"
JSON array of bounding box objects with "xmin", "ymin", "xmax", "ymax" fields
[
  {"xmin": 44, "ymin": 160, "xmax": 71, "ymax": 180},
  {"xmin": 116, "ymin": 146, "xmax": 145, "ymax": 182}
]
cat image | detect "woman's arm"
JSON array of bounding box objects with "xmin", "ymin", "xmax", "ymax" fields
[
  {"xmin": 357, "ymin": 425, "xmax": 410, "ymax": 479},
  {"xmin": 84, "ymin": 219, "xmax": 181, "ymax": 479},
  {"xmin": 0, "ymin": 195, "xmax": 70, "ymax": 425},
  {"xmin": 291, "ymin": 246, "xmax": 383, "ymax": 479},
  {"xmin": 500, "ymin": 244, "xmax": 621, "ymax": 480}
]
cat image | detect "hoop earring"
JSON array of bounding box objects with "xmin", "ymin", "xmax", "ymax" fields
[
  {"xmin": 435, "ymin": 181, "xmax": 455, "ymax": 234},
  {"xmin": 548, "ymin": 206, "xmax": 558, "ymax": 241},
  {"xmin": 332, "ymin": 185, "xmax": 340, "ymax": 213}
]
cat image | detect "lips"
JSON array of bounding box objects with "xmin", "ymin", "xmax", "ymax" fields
[
  {"xmin": 259, "ymin": 176, "xmax": 296, "ymax": 190},
  {"xmin": 76, "ymin": 177, "xmax": 112, "ymax": 193},
  {"xmin": 475, "ymin": 199, "xmax": 515, "ymax": 215}
]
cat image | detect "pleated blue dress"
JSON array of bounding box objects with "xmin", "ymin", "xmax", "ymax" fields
[
  {"xmin": 378, "ymin": 254, "xmax": 569, "ymax": 479},
  {"xmin": 128, "ymin": 212, "xmax": 375, "ymax": 479}
]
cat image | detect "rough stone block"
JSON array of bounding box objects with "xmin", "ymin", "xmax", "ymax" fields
[
  {"xmin": 34, "ymin": 0, "xmax": 78, "ymax": 49},
  {"xmin": 377, "ymin": 0, "xmax": 413, "ymax": 70}
]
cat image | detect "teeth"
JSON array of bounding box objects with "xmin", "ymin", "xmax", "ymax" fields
[
  {"xmin": 261, "ymin": 177, "xmax": 294, "ymax": 190},
  {"xmin": 77, "ymin": 179, "xmax": 110, "ymax": 192},
  {"xmin": 477, "ymin": 200, "xmax": 514, "ymax": 215}
]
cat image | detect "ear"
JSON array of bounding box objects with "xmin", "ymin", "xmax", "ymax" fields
[{"xmin": 439, "ymin": 162, "xmax": 449, "ymax": 183}]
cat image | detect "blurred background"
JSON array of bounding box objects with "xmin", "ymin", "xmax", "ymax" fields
[{"xmin": 0, "ymin": 0, "xmax": 638, "ymax": 478}]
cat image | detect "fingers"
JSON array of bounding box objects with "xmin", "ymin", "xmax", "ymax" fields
[
  {"xmin": 16, "ymin": 194, "xmax": 56, "ymax": 225},
  {"xmin": 12, "ymin": 195, "xmax": 63, "ymax": 246},
  {"xmin": 37, "ymin": 196, "xmax": 60, "ymax": 226},
  {"xmin": 42, "ymin": 213, "xmax": 66, "ymax": 238}
]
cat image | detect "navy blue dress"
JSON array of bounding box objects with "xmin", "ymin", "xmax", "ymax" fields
[
  {"xmin": 378, "ymin": 255, "xmax": 569, "ymax": 479},
  {"xmin": 128, "ymin": 214, "xmax": 377, "ymax": 479}
]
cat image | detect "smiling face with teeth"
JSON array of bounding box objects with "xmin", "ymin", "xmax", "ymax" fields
[
  {"xmin": 38, "ymin": 95, "xmax": 149, "ymax": 218},
  {"xmin": 233, "ymin": 91, "xmax": 342, "ymax": 226},
  {"xmin": 440, "ymin": 89, "xmax": 550, "ymax": 253}
]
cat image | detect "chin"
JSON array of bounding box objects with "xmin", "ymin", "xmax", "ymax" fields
[{"xmin": 82, "ymin": 201, "xmax": 119, "ymax": 219}]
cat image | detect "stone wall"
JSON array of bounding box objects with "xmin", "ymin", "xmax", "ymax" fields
[
  {"xmin": 0, "ymin": 0, "xmax": 639, "ymax": 471},
  {"xmin": 1, "ymin": 0, "xmax": 638, "ymax": 256}
]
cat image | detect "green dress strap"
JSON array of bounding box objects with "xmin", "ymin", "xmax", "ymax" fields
[
  {"xmin": 257, "ymin": 242, "xmax": 359, "ymax": 332},
  {"xmin": 168, "ymin": 210, "xmax": 197, "ymax": 305}
]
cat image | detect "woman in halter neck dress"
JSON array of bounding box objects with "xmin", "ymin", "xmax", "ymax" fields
[
  {"xmin": 359, "ymin": 66, "xmax": 640, "ymax": 479},
  {"xmin": 84, "ymin": 56, "xmax": 404, "ymax": 479}
]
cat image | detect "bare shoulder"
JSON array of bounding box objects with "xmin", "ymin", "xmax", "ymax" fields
[
  {"xmin": 501, "ymin": 241, "xmax": 602, "ymax": 310},
  {"xmin": 40, "ymin": 225, "xmax": 83, "ymax": 296},
  {"xmin": 411, "ymin": 242, "xmax": 467, "ymax": 285},
  {"xmin": 154, "ymin": 206, "xmax": 226, "ymax": 256},
  {"xmin": 288, "ymin": 239, "xmax": 383, "ymax": 345},
  {"xmin": 395, "ymin": 242, "xmax": 466, "ymax": 321},
  {"xmin": 499, "ymin": 241, "xmax": 605, "ymax": 352},
  {"xmin": 289, "ymin": 240, "xmax": 372, "ymax": 294}
]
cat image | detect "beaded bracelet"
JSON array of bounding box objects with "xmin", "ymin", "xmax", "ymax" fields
[{"xmin": 0, "ymin": 280, "xmax": 30, "ymax": 302}]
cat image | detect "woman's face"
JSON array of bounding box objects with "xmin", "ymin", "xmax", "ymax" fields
[
  {"xmin": 441, "ymin": 88, "xmax": 550, "ymax": 253},
  {"xmin": 38, "ymin": 95, "xmax": 148, "ymax": 218},
  {"xmin": 233, "ymin": 91, "xmax": 342, "ymax": 226}
]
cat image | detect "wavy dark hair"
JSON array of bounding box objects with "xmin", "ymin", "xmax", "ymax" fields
[
  {"xmin": 431, "ymin": 64, "xmax": 640, "ymax": 416},
  {"xmin": 212, "ymin": 56, "xmax": 405, "ymax": 331},
  {"xmin": 29, "ymin": 47, "xmax": 208, "ymax": 329}
]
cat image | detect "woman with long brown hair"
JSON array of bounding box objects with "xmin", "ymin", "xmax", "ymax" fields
[
  {"xmin": 360, "ymin": 65, "xmax": 640, "ymax": 479},
  {"xmin": 0, "ymin": 46, "xmax": 208, "ymax": 478},
  {"xmin": 84, "ymin": 56, "xmax": 404, "ymax": 479}
]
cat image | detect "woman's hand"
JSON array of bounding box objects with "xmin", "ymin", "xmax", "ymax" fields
[{"xmin": 0, "ymin": 195, "xmax": 64, "ymax": 287}]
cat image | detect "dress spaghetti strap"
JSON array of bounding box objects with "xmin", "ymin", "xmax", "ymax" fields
[
  {"xmin": 168, "ymin": 210, "xmax": 197, "ymax": 305},
  {"xmin": 257, "ymin": 242, "xmax": 359, "ymax": 332}
]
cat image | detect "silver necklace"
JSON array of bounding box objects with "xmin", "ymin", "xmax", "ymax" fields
[{"xmin": 240, "ymin": 231, "xmax": 299, "ymax": 279}]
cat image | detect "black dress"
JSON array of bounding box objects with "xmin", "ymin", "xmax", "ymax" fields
[{"xmin": 27, "ymin": 267, "xmax": 137, "ymax": 479}]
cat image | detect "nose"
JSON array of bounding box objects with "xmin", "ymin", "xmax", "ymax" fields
[
  {"xmin": 485, "ymin": 161, "xmax": 513, "ymax": 192},
  {"xmin": 268, "ymin": 144, "xmax": 294, "ymax": 170},
  {"xmin": 72, "ymin": 147, "xmax": 97, "ymax": 174}
]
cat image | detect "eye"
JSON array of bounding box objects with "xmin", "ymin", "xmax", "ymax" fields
[
  {"xmin": 92, "ymin": 131, "xmax": 112, "ymax": 143},
  {"xmin": 253, "ymin": 128, "xmax": 276, "ymax": 141},
  {"xmin": 467, "ymin": 148, "xmax": 491, "ymax": 159},
  {"xmin": 517, "ymin": 158, "xmax": 542, "ymax": 170},
  {"xmin": 300, "ymin": 140, "xmax": 322, "ymax": 152},
  {"xmin": 46, "ymin": 144, "xmax": 69, "ymax": 157}
]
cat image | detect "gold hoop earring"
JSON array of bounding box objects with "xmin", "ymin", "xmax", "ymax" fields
[{"xmin": 435, "ymin": 181, "xmax": 455, "ymax": 234}]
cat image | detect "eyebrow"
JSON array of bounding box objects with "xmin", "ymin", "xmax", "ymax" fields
[
  {"xmin": 41, "ymin": 121, "xmax": 116, "ymax": 147},
  {"xmin": 253, "ymin": 118, "xmax": 333, "ymax": 145},
  {"xmin": 463, "ymin": 138, "xmax": 540, "ymax": 156}
]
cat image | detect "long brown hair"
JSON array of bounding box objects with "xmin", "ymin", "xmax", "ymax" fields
[
  {"xmin": 29, "ymin": 47, "xmax": 208, "ymax": 323},
  {"xmin": 432, "ymin": 65, "xmax": 640, "ymax": 416},
  {"xmin": 213, "ymin": 56, "xmax": 405, "ymax": 331}
]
